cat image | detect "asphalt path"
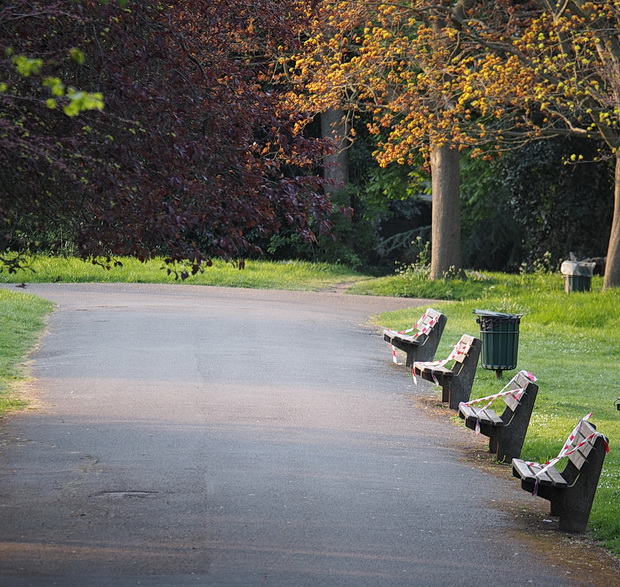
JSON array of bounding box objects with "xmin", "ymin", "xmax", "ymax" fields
[{"xmin": 0, "ymin": 283, "xmax": 617, "ymax": 586}]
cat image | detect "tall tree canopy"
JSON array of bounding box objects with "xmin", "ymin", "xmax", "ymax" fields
[
  {"xmin": 291, "ymin": 1, "xmax": 499, "ymax": 279},
  {"xmin": 292, "ymin": 1, "xmax": 620, "ymax": 287},
  {"xmin": 0, "ymin": 0, "xmax": 330, "ymax": 274},
  {"xmin": 450, "ymin": 0, "xmax": 620, "ymax": 288}
]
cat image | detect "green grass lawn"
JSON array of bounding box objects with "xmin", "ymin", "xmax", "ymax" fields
[
  {"xmin": 0, "ymin": 255, "xmax": 368, "ymax": 291},
  {"xmin": 1, "ymin": 257, "xmax": 620, "ymax": 554},
  {"xmin": 371, "ymin": 271, "xmax": 620, "ymax": 553}
]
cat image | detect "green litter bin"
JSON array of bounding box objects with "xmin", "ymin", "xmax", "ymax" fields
[
  {"xmin": 560, "ymin": 261, "xmax": 596, "ymax": 293},
  {"xmin": 473, "ymin": 310, "xmax": 523, "ymax": 378}
]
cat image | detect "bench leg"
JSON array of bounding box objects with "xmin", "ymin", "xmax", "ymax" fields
[
  {"xmin": 445, "ymin": 339, "xmax": 481, "ymax": 410},
  {"xmin": 446, "ymin": 379, "xmax": 470, "ymax": 410},
  {"xmin": 527, "ymin": 482, "xmax": 593, "ymax": 532},
  {"xmin": 533, "ymin": 439, "xmax": 607, "ymax": 533},
  {"xmin": 495, "ymin": 428, "xmax": 524, "ymax": 463},
  {"xmin": 555, "ymin": 493, "xmax": 590, "ymax": 533},
  {"xmin": 495, "ymin": 384, "xmax": 539, "ymax": 463},
  {"xmin": 441, "ymin": 382, "xmax": 450, "ymax": 403},
  {"xmin": 495, "ymin": 430, "xmax": 526, "ymax": 464},
  {"xmin": 549, "ymin": 494, "xmax": 563, "ymax": 518},
  {"xmin": 488, "ymin": 433, "xmax": 498, "ymax": 457},
  {"xmin": 524, "ymin": 481, "xmax": 593, "ymax": 532},
  {"xmin": 404, "ymin": 344, "xmax": 430, "ymax": 368},
  {"xmin": 558, "ymin": 442, "xmax": 607, "ymax": 533}
]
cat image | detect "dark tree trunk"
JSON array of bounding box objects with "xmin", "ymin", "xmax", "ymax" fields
[
  {"xmin": 320, "ymin": 107, "xmax": 349, "ymax": 196},
  {"xmin": 430, "ymin": 142, "xmax": 462, "ymax": 279},
  {"xmin": 604, "ymin": 153, "xmax": 620, "ymax": 288}
]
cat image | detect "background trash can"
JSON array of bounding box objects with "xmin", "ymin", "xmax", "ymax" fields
[
  {"xmin": 473, "ymin": 310, "xmax": 523, "ymax": 378},
  {"xmin": 560, "ymin": 261, "xmax": 596, "ymax": 293}
]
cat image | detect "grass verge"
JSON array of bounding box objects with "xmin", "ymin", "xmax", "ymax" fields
[
  {"xmin": 0, "ymin": 289, "xmax": 54, "ymax": 417},
  {"xmin": 0, "ymin": 255, "xmax": 368, "ymax": 291}
]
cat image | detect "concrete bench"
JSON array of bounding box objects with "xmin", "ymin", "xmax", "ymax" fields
[
  {"xmin": 383, "ymin": 308, "xmax": 447, "ymax": 367},
  {"xmin": 512, "ymin": 417, "xmax": 609, "ymax": 533},
  {"xmin": 458, "ymin": 370, "xmax": 539, "ymax": 462},
  {"xmin": 413, "ymin": 334, "xmax": 481, "ymax": 409}
]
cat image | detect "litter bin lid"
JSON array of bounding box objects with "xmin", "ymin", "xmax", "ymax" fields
[
  {"xmin": 473, "ymin": 309, "xmax": 524, "ymax": 319},
  {"xmin": 560, "ymin": 261, "xmax": 596, "ymax": 276}
]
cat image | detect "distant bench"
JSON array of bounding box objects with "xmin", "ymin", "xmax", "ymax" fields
[
  {"xmin": 512, "ymin": 417, "xmax": 609, "ymax": 533},
  {"xmin": 383, "ymin": 308, "xmax": 447, "ymax": 367},
  {"xmin": 413, "ymin": 334, "xmax": 481, "ymax": 409},
  {"xmin": 458, "ymin": 370, "xmax": 539, "ymax": 462}
]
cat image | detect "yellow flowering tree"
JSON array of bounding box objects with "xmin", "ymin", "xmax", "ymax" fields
[
  {"xmin": 290, "ymin": 1, "xmax": 498, "ymax": 278},
  {"xmin": 450, "ymin": 0, "xmax": 620, "ymax": 288},
  {"xmin": 291, "ymin": 1, "xmax": 620, "ymax": 287}
]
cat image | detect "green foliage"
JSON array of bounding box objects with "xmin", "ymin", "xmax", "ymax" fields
[
  {"xmin": 6, "ymin": 52, "xmax": 103, "ymax": 116},
  {"xmin": 460, "ymin": 153, "xmax": 522, "ymax": 271},
  {"xmin": 327, "ymin": 124, "xmax": 432, "ymax": 269},
  {"xmin": 361, "ymin": 162, "xmax": 430, "ymax": 219},
  {"xmin": 343, "ymin": 135, "xmax": 614, "ymax": 274},
  {"xmin": 11, "ymin": 55, "xmax": 43, "ymax": 76},
  {"xmin": 68, "ymin": 48, "xmax": 86, "ymax": 65},
  {"xmin": 497, "ymin": 137, "xmax": 612, "ymax": 265},
  {"xmin": 264, "ymin": 187, "xmax": 377, "ymax": 269},
  {"xmin": 341, "ymin": 126, "xmax": 613, "ymax": 274},
  {"xmin": 62, "ymin": 88, "xmax": 104, "ymax": 117},
  {"xmin": 42, "ymin": 77, "xmax": 65, "ymax": 97}
]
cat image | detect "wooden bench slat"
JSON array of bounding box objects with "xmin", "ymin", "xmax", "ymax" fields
[
  {"xmin": 417, "ymin": 365, "xmax": 452, "ymax": 374},
  {"xmin": 452, "ymin": 336, "xmax": 474, "ymax": 364},
  {"xmin": 512, "ymin": 459, "xmax": 568, "ymax": 488},
  {"xmin": 458, "ymin": 405, "xmax": 504, "ymax": 426},
  {"xmin": 503, "ymin": 392, "xmax": 521, "ymax": 412},
  {"xmin": 568, "ymin": 421, "xmax": 598, "ymax": 469},
  {"xmin": 387, "ymin": 332, "xmax": 423, "ymax": 344},
  {"xmin": 540, "ymin": 467, "xmax": 568, "ymax": 487},
  {"xmin": 569, "ymin": 444, "xmax": 593, "ymax": 469},
  {"xmin": 477, "ymin": 408, "xmax": 504, "ymax": 426},
  {"xmin": 512, "ymin": 458, "xmax": 536, "ymax": 478},
  {"xmin": 574, "ymin": 431, "xmax": 589, "ymax": 444},
  {"xmin": 414, "ymin": 334, "xmax": 477, "ymax": 378},
  {"xmin": 458, "ymin": 404, "xmax": 477, "ymax": 420},
  {"xmin": 384, "ymin": 308, "xmax": 443, "ymax": 344}
]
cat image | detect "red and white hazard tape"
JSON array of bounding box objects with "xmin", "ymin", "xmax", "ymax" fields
[
  {"xmin": 388, "ymin": 310, "xmax": 438, "ymax": 365},
  {"xmin": 459, "ymin": 370, "xmax": 537, "ymax": 434},
  {"xmin": 411, "ymin": 340, "xmax": 465, "ymax": 385},
  {"xmin": 523, "ymin": 413, "xmax": 610, "ymax": 495}
]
